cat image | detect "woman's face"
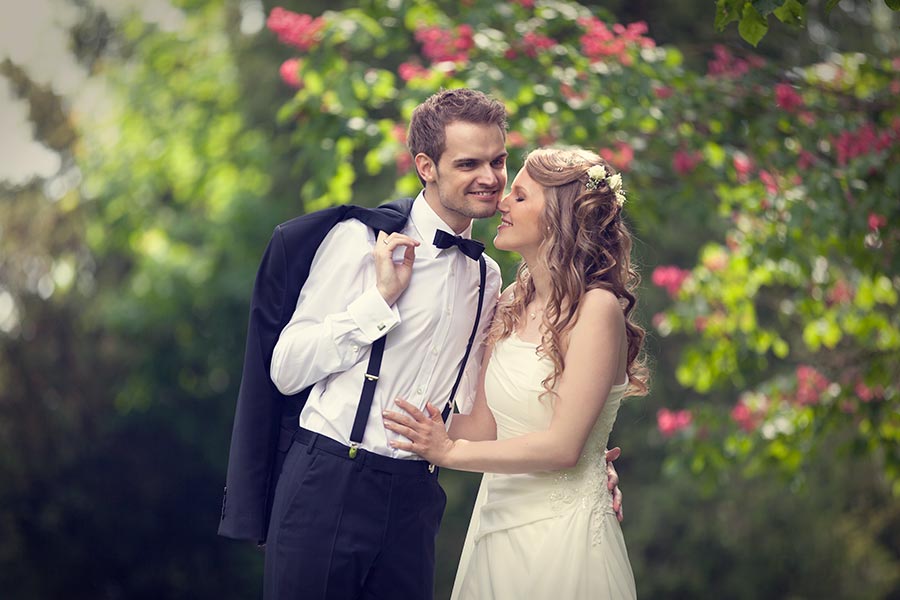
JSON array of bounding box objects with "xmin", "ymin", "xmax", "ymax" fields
[{"xmin": 494, "ymin": 167, "xmax": 546, "ymax": 258}]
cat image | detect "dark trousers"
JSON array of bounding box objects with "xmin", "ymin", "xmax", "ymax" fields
[{"xmin": 263, "ymin": 428, "xmax": 446, "ymax": 600}]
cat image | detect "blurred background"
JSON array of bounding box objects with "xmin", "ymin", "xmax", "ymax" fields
[{"xmin": 1, "ymin": 0, "xmax": 898, "ymax": 598}]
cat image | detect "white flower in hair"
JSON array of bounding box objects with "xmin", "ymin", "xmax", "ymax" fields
[
  {"xmin": 585, "ymin": 165, "xmax": 606, "ymax": 190},
  {"xmin": 608, "ymin": 173, "xmax": 623, "ymax": 192},
  {"xmin": 585, "ymin": 165, "xmax": 627, "ymax": 207}
]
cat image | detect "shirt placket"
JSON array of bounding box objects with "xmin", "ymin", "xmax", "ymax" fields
[{"xmin": 410, "ymin": 250, "xmax": 459, "ymax": 412}]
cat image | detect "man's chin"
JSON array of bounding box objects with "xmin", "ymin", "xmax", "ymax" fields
[{"xmin": 466, "ymin": 202, "xmax": 499, "ymax": 220}]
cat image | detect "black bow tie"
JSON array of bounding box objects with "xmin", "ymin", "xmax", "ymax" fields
[{"xmin": 433, "ymin": 229, "xmax": 485, "ymax": 260}]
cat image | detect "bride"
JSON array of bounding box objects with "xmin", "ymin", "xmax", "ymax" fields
[{"xmin": 383, "ymin": 147, "xmax": 648, "ymax": 599}]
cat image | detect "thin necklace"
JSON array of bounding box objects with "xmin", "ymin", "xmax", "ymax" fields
[{"xmin": 529, "ymin": 306, "xmax": 544, "ymax": 320}]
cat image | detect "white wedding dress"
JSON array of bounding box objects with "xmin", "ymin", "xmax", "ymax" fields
[{"xmin": 450, "ymin": 334, "xmax": 637, "ymax": 599}]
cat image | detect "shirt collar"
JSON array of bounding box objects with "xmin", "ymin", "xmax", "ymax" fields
[{"xmin": 410, "ymin": 191, "xmax": 475, "ymax": 259}]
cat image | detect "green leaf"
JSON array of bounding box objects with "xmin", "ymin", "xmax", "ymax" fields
[
  {"xmin": 825, "ymin": 0, "xmax": 842, "ymax": 13},
  {"xmin": 738, "ymin": 4, "xmax": 769, "ymax": 46},
  {"xmin": 715, "ymin": 0, "xmax": 745, "ymax": 30},
  {"xmin": 773, "ymin": 0, "xmax": 805, "ymax": 26},
  {"xmin": 886, "ymin": 0, "xmax": 900, "ymax": 10}
]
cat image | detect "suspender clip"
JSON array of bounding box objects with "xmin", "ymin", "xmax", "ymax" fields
[
  {"xmin": 349, "ymin": 442, "xmax": 359, "ymax": 459},
  {"xmin": 364, "ymin": 373, "xmax": 379, "ymax": 381}
]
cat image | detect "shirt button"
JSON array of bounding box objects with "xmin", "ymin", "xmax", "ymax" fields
[
  {"xmin": 351, "ymin": 344, "xmax": 359, "ymax": 353},
  {"xmin": 432, "ymin": 347, "xmax": 439, "ymax": 355},
  {"xmin": 416, "ymin": 387, "xmax": 425, "ymax": 395}
]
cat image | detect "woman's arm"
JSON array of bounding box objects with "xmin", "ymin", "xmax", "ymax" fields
[{"xmin": 384, "ymin": 288, "xmax": 627, "ymax": 474}]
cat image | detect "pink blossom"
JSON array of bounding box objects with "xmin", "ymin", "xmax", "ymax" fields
[
  {"xmin": 279, "ymin": 58, "xmax": 302, "ymax": 88},
  {"xmin": 578, "ymin": 18, "xmax": 654, "ymax": 65},
  {"xmin": 832, "ymin": 123, "xmax": 900, "ymax": 166},
  {"xmin": 651, "ymin": 312, "xmax": 667, "ymax": 330},
  {"xmin": 506, "ymin": 131, "xmax": 527, "ymax": 149},
  {"xmin": 694, "ymin": 316, "xmax": 708, "ymax": 332},
  {"xmin": 707, "ymin": 45, "xmax": 752, "ymax": 79},
  {"xmin": 826, "ymin": 279, "xmax": 853, "ymax": 305},
  {"xmin": 415, "ymin": 25, "xmax": 473, "ymax": 64},
  {"xmin": 775, "ymin": 83, "xmax": 803, "ymax": 112},
  {"xmin": 672, "ymin": 149, "xmax": 701, "ymax": 176},
  {"xmin": 797, "ymin": 150, "xmax": 816, "ymax": 170},
  {"xmin": 730, "ymin": 401, "xmax": 757, "ymax": 432},
  {"xmin": 512, "ymin": 0, "xmax": 535, "ymax": 7},
  {"xmin": 598, "ymin": 141, "xmax": 634, "ymax": 171},
  {"xmin": 759, "ymin": 169, "xmax": 778, "ymax": 194},
  {"xmin": 390, "ymin": 123, "xmax": 407, "ymax": 144},
  {"xmin": 395, "ymin": 151, "xmax": 412, "ymax": 175},
  {"xmin": 267, "ymin": 7, "xmax": 325, "ymax": 51},
  {"xmin": 868, "ymin": 213, "xmax": 887, "ymax": 231},
  {"xmin": 522, "ymin": 32, "xmax": 557, "ymax": 57},
  {"xmin": 794, "ymin": 365, "xmax": 829, "ymax": 405},
  {"xmin": 398, "ymin": 62, "xmax": 430, "ymax": 81},
  {"xmin": 855, "ymin": 380, "xmax": 884, "ymax": 402},
  {"xmin": 653, "ymin": 85, "xmax": 673, "ymax": 99},
  {"xmin": 733, "ymin": 154, "xmax": 754, "ymax": 182},
  {"xmin": 651, "ymin": 265, "xmax": 690, "ymax": 298},
  {"xmin": 657, "ymin": 408, "xmax": 692, "ymax": 437}
]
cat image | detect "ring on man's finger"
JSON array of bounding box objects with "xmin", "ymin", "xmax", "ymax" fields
[{"xmin": 383, "ymin": 238, "xmax": 389, "ymax": 245}]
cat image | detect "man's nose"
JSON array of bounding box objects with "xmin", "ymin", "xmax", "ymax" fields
[{"xmin": 475, "ymin": 164, "xmax": 499, "ymax": 185}]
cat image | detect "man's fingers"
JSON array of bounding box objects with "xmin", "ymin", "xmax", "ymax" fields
[
  {"xmin": 606, "ymin": 466, "xmax": 619, "ymax": 490},
  {"xmin": 612, "ymin": 487, "xmax": 623, "ymax": 522},
  {"xmin": 378, "ymin": 232, "xmax": 420, "ymax": 252},
  {"xmin": 605, "ymin": 446, "xmax": 621, "ymax": 462}
]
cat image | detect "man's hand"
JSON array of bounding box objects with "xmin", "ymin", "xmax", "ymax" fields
[
  {"xmin": 374, "ymin": 231, "xmax": 419, "ymax": 305},
  {"xmin": 605, "ymin": 447, "xmax": 624, "ymax": 522}
]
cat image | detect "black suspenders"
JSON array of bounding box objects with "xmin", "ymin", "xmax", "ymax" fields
[{"xmin": 347, "ymin": 254, "xmax": 488, "ymax": 458}]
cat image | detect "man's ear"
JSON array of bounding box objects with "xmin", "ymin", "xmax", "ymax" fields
[{"xmin": 415, "ymin": 153, "xmax": 436, "ymax": 183}]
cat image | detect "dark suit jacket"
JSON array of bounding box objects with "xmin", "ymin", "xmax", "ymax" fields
[{"xmin": 218, "ymin": 197, "xmax": 415, "ymax": 543}]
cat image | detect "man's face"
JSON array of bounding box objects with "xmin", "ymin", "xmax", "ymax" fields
[{"xmin": 417, "ymin": 121, "xmax": 508, "ymax": 233}]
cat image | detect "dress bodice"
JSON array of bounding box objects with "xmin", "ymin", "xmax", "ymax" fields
[
  {"xmin": 476, "ymin": 334, "xmax": 628, "ymax": 544},
  {"xmin": 484, "ymin": 333, "xmax": 626, "ymax": 456}
]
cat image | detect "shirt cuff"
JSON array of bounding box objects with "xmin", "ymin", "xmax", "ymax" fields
[{"xmin": 347, "ymin": 286, "xmax": 400, "ymax": 341}]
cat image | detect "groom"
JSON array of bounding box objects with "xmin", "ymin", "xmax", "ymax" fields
[{"xmin": 220, "ymin": 88, "xmax": 623, "ymax": 599}]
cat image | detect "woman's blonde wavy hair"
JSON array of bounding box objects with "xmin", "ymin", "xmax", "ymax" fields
[{"xmin": 489, "ymin": 147, "xmax": 649, "ymax": 399}]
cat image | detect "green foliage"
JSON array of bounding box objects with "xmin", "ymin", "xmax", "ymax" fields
[{"xmin": 716, "ymin": 0, "xmax": 899, "ymax": 45}]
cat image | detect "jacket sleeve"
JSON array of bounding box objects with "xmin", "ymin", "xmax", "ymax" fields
[{"xmin": 217, "ymin": 228, "xmax": 289, "ymax": 543}]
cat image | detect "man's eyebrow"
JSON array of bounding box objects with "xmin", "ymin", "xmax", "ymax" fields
[{"xmin": 451, "ymin": 151, "xmax": 508, "ymax": 166}]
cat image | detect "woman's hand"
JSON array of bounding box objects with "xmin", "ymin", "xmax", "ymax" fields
[{"xmin": 383, "ymin": 399, "xmax": 456, "ymax": 466}]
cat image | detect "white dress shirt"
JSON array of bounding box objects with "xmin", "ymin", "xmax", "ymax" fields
[{"xmin": 270, "ymin": 193, "xmax": 502, "ymax": 459}]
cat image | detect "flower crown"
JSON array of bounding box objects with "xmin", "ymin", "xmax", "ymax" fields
[{"xmin": 585, "ymin": 164, "xmax": 626, "ymax": 207}]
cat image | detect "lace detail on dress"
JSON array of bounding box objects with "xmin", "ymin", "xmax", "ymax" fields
[{"xmin": 546, "ymin": 395, "xmax": 622, "ymax": 546}]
